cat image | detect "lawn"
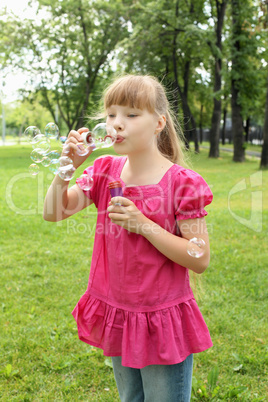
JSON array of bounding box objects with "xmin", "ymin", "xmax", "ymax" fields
[{"xmin": 0, "ymin": 144, "xmax": 267, "ymax": 401}]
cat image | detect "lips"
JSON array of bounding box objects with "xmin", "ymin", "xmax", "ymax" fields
[{"xmin": 115, "ymin": 135, "xmax": 125, "ymax": 143}]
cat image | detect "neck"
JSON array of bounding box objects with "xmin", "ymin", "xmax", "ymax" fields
[{"xmin": 122, "ymin": 146, "xmax": 172, "ymax": 184}]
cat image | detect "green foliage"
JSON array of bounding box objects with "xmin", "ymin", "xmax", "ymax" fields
[
  {"xmin": 0, "ymin": 0, "xmax": 267, "ymax": 147},
  {"xmin": 0, "ymin": 0, "xmax": 129, "ymax": 129},
  {"xmin": 1, "ymin": 95, "xmax": 57, "ymax": 137},
  {"xmin": 229, "ymin": 0, "xmax": 266, "ymax": 121}
]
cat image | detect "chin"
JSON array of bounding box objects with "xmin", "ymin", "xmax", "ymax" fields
[{"xmin": 113, "ymin": 143, "xmax": 127, "ymax": 154}]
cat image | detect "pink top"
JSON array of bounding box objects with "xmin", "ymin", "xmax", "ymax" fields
[{"xmin": 72, "ymin": 155, "xmax": 213, "ymax": 368}]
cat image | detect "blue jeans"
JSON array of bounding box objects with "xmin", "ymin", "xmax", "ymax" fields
[{"xmin": 111, "ymin": 354, "xmax": 193, "ymax": 402}]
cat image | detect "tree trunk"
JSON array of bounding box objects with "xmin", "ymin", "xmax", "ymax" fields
[
  {"xmin": 232, "ymin": 80, "xmax": 245, "ymax": 162},
  {"xmin": 260, "ymin": 75, "xmax": 268, "ymax": 168},
  {"xmin": 182, "ymin": 60, "xmax": 199, "ymax": 152},
  {"xmin": 244, "ymin": 117, "xmax": 250, "ymax": 142},
  {"xmin": 231, "ymin": 0, "xmax": 245, "ymax": 162},
  {"xmin": 209, "ymin": 96, "xmax": 221, "ymax": 157},
  {"xmin": 222, "ymin": 106, "xmax": 227, "ymax": 145},
  {"xmin": 199, "ymin": 104, "xmax": 203, "ymax": 144},
  {"xmin": 209, "ymin": 0, "xmax": 228, "ymax": 158}
]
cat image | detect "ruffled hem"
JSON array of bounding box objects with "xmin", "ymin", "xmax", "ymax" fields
[{"xmin": 72, "ymin": 292, "xmax": 213, "ymax": 369}]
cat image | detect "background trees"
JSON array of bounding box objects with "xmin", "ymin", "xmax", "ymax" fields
[{"xmin": 0, "ymin": 0, "xmax": 266, "ymax": 164}]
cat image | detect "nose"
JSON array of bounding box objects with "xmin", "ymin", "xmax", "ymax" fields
[{"xmin": 113, "ymin": 115, "xmax": 124, "ymax": 131}]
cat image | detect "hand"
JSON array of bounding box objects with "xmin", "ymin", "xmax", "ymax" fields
[
  {"xmin": 107, "ymin": 197, "xmax": 150, "ymax": 234},
  {"xmin": 62, "ymin": 127, "xmax": 94, "ymax": 169}
]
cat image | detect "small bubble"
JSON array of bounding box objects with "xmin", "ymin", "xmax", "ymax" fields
[
  {"xmin": 32, "ymin": 134, "xmax": 51, "ymax": 155},
  {"xmin": 29, "ymin": 163, "xmax": 40, "ymax": 175},
  {"xmin": 41, "ymin": 156, "xmax": 51, "ymax": 167},
  {"xmin": 58, "ymin": 156, "xmax": 73, "ymax": 169},
  {"xmin": 76, "ymin": 143, "xmax": 90, "ymax": 156},
  {"xmin": 76, "ymin": 174, "xmax": 93, "ymax": 191},
  {"xmin": 30, "ymin": 149, "xmax": 45, "ymax": 163},
  {"xmin": 58, "ymin": 166, "xmax": 76, "ymax": 181},
  {"xmin": 49, "ymin": 160, "xmax": 60, "ymax": 175},
  {"xmin": 47, "ymin": 150, "xmax": 61, "ymax": 163},
  {"xmin": 187, "ymin": 238, "xmax": 206, "ymax": 258},
  {"xmin": 60, "ymin": 136, "xmax": 67, "ymax": 144}
]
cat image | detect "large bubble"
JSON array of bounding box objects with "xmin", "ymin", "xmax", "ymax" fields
[
  {"xmin": 45, "ymin": 122, "xmax": 59, "ymax": 139},
  {"xmin": 81, "ymin": 123, "xmax": 117, "ymax": 151},
  {"xmin": 24, "ymin": 126, "xmax": 41, "ymax": 142}
]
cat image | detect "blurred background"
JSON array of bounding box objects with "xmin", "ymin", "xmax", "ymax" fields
[{"xmin": 0, "ymin": 0, "xmax": 267, "ymax": 164}]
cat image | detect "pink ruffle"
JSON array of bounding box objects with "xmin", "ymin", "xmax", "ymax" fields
[{"xmin": 72, "ymin": 292, "xmax": 213, "ymax": 369}]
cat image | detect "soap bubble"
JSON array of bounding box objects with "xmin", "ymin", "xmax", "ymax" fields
[
  {"xmin": 76, "ymin": 174, "xmax": 93, "ymax": 191},
  {"xmin": 81, "ymin": 123, "xmax": 117, "ymax": 151},
  {"xmin": 76, "ymin": 143, "xmax": 90, "ymax": 156},
  {"xmin": 92, "ymin": 123, "xmax": 117, "ymax": 149},
  {"xmin": 32, "ymin": 134, "xmax": 51, "ymax": 155},
  {"xmin": 47, "ymin": 151, "xmax": 61, "ymax": 174},
  {"xmin": 58, "ymin": 156, "xmax": 73, "ymax": 169},
  {"xmin": 41, "ymin": 156, "xmax": 51, "ymax": 167},
  {"xmin": 29, "ymin": 163, "xmax": 40, "ymax": 175},
  {"xmin": 187, "ymin": 238, "xmax": 206, "ymax": 259},
  {"xmin": 45, "ymin": 122, "xmax": 59, "ymax": 139},
  {"xmin": 26, "ymin": 122, "xmax": 116, "ymax": 179},
  {"xmin": 61, "ymin": 143, "xmax": 71, "ymax": 156},
  {"xmin": 49, "ymin": 160, "xmax": 60, "ymax": 174},
  {"xmin": 47, "ymin": 150, "xmax": 61, "ymax": 163},
  {"xmin": 24, "ymin": 126, "xmax": 41, "ymax": 142},
  {"xmin": 60, "ymin": 136, "xmax": 67, "ymax": 144},
  {"xmin": 58, "ymin": 166, "xmax": 76, "ymax": 181},
  {"xmin": 30, "ymin": 149, "xmax": 45, "ymax": 163},
  {"xmin": 31, "ymin": 133, "xmax": 45, "ymax": 145}
]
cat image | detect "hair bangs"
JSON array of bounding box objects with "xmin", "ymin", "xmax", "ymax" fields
[{"xmin": 104, "ymin": 75, "xmax": 156, "ymax": 113}]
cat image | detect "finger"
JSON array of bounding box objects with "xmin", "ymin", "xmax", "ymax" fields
[
  {"xmin": 107, "ymin": 204, "xmax": 125, "ymax": 213},
  {"xmin": 77, "ymin": 127, "xmax": 89, "ymax": 134},
  {"xmin": 111, "ymin": 197, "xmax": 132, "ymax": 207},
  {"xmin": 67, "ymin": 130, "xmax": 83, "ymax": 142},
  {"xmin": 108, "ymin": 212, "xmax": 127, "ymax": 221}
]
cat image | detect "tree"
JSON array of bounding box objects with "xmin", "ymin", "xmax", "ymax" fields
[
  {"xmin": 230, "ymin": 0, "xmax": 262, "ymax": 162},
  {"xmin": 0, "ymin": 0, "xmax": 129, "ymax": 131},
  {"xmin": 208, "ymin": 0, "xmax": 228, "ymax": 158},
  {"xmin": 120, "ymin": 0, "xmax": 210, "ymax": 152}
]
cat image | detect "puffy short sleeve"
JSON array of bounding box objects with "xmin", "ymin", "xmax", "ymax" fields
[
  {"xmin": 75, "ymin": 155, "xmax": 113, "ymax": 208},
  {"xmin": 174, "ymin": 168, "xmax": 213, "ymax": 220}
]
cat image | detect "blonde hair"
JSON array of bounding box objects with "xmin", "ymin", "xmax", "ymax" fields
[{"xmin": 103, "ymin": 74, "xmax": 188, "ymax": 167}]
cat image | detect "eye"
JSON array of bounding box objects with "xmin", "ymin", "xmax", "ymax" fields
[
  {"xmin": 107, "ymin": 114, "xmax": 115, "ymax": 118},
  {"xmin": 128, "ymin": 114, "xmax": 137, "ymax": 118}
]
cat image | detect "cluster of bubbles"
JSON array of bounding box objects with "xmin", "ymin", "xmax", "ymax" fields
[
  {"xmin": 26, "ymin": 122, "xmax": 117, "ymax": 191},
  {"xmin": 187, "ymin": 237, "xmax": 206, "ymax": 258}
]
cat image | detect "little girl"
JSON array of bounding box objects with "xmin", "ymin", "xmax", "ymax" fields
[{"xmin": 44, "ymin": 75, "xmax": 213, "ymax": 402}]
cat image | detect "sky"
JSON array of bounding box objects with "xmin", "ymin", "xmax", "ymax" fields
[{"xmin": 1, "ymin": 0, "xmax": 40, "ymax": 103}]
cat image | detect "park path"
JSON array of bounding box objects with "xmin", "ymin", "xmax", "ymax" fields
[{"xmin": 200, "ymin": 145, "xmax": 261, "ymax": 158}]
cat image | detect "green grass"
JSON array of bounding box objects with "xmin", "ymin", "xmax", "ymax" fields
[{"xmin": 0, "ymin": 144, "xmax": 267, "ymax": 401}]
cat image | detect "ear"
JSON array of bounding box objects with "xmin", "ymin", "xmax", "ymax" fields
[{"xmin": 155, "ymin": 115, "xmax": 166, "ymax": 134}]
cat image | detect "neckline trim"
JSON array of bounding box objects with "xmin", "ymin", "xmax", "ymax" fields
[{"xmin": 116, "ymin": 156, "xmax": 178, "ymax": 190}]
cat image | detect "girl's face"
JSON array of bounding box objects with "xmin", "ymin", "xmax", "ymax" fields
[{"xmin": 106, "ymin": 104, "xmax": 165, "ymax": 155}]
